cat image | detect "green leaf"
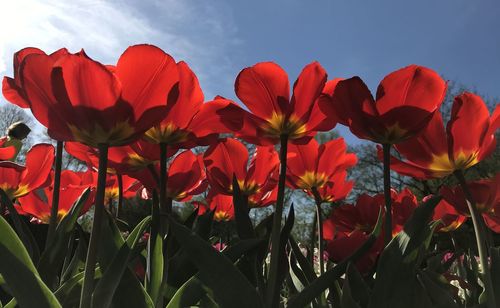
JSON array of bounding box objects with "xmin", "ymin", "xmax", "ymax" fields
[
  {"xmin": 167, "ymin": 238, "xmax": 263, "ymax": 308},
  {"xmin": 287, "ymin": 208, "xmax": 383, "ymax": 308},
  {"xmin": 367, "ymin": 196, "xmax": 441, "ymax": 308},
  {"xmin": 97, "ymin": 212, "xmax": 154, "ymax": 308},
  {"xmin": 166, "ymin": 275, "xmax": 210, "ymax": 308},
  {"xmin": 341, "ymin": 263, "xmax": 370, "ymax": 308},
  {"xmin": 0, "ymin": 215, "xmax": 61, "ymax": 307},
  {"xmin": 0, "ymin": 188, "xmax": 40, "ymax": 262},
  {"xmin": 416, "ymin": 269, "xmax": 460, "ymax": 308},
  {"xmin": 38, "ymin": 188, "xmax": 90, "ymax": 289},
  {"xmin": 232, "ymin": 176, "xmax": 255, "ymax": 239},
  {"xmin": 168, "ymin": 216, "xmax": 263, "ymax": 308},
  {"xmin": 54, "ymin": 268, "xmax": 101, "ymax": 307},
  {"xmin": 145, "ymin": 192, "xmax": 163, "ymax": 305},
  {"xmin": 289, "ymin": 235, "xmax": 317, "ymax": 284},
  {"xmin": 92, "ymin": 215, "xmax": 151, "ymax": 308},
  {"xmin": 490, "ymin": 247, "xmax": 500, "ymax": 305}
]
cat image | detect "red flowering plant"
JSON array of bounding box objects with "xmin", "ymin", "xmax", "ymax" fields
[
  {"xmin": 1, "ymin": 44, "xmax": 500, "ymax": 308},
  {"xmin": 320, "ymin": 65, "xmax": 447, "ymax": 245},
  {"xmin": 286, "ymin": 137, "xmax": 357, "ymax": 274}
]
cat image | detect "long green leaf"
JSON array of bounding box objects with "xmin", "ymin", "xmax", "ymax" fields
[
  {"xmin": 0, "ymin": 188, "xmax": 40, "ymax": 262},
  {"xmin": 92, "ymin": 215, "xmax": 151, "ymax": 308},
  {"xmin": 167, "ymin": 238, "xmax": 263, "ymax": 308},
  {"xmin": 368, "ymin": 196, "xmax": 441, "ymax": 308},
  {"xmin": 98, "ymin": 212, "xmax": 154, "ymax": 308},
  {"xmin": 0, "ymin": 216, "xmax": 61, "ymax": 307},
  {"xmin": 168, "ymin": 216, "xmax": 263, "ymax": 308},
  {"xmin": 38, "ymin": 188, "xmax": 90, "ymax": 288},
  {"xmin": 288, "ymin": 208, "xmax": 383, "ymax": 308},
  {"xmin": 146, "ymin": 192, "xmax": 163, "ymax": 305},
  {"xmin": 341, "ymin": 263, "xmax": 370, "ymax": 308}
]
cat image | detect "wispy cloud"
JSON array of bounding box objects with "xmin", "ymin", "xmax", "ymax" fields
[{"xmin": 0, "ymin": 0, "xmax": 240, "ymax": 100}]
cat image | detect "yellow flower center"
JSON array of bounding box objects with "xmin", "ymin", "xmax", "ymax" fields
[
  {"xmin": 143, "ymin": 122, "xmax": 189, "ymax": 144},
  {"xmin": 297, "ymin": 171, "xmax": 327, "ymax": 190},
  {"xmin": 0, "ymin": 183, "xmax": 29, "ymax": 199},
  {"xmin": 214, "ymin": 210, "xmax": 231, "ymax": 222},
  {"xmin": 69, "ymin": 121, "xmax": 135, "ymax": 147},
  {"xmin": 262, "ymin": 113, "xmax": 307, "ymax": 139},
  {"xmin": 429, "ymin": 151, "xmax": 478, "ymax": 177}
]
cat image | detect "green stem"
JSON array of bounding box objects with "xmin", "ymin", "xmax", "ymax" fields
[
  {"xmin": 311, "ymin": 188, "xmax": 325, "ymax": 275},
  {"xmin": 455, "ymin": 170, "xmax": 496, "ymax": 308},
  {"xmin": 79, "ymin": 143, "xmax": 109, "ymax": 308},
  {"xmin": 46, "ymin": 140, "xmax": 63, "ymax": 246},
  {"xmin": 159, "ymin": 143, "xmax": 169, "ymax": 213},
  {"xmin": 382, "ymin": 144, "xmax": 392, "ymax": 245},
  {"xmin": 266, "ymin": 134, "xmax": 288, "ymax": 307},
  {"xmin": 116, "ymin": 174, "xmax": 123, "ymax": 219}
]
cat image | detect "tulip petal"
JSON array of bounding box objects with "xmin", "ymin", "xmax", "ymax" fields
[
  {"xmin": 375, "ymin": 65, "xmax": 446, "ymax": 114},
  {"xmin": 290, "ymin": 61, "xmax": 327, "ymax": 121},
  {"xmin": 235, "ymin": 62, "xmax": 290, "ymax": 120},
  {"xmin": 447, "ymin": 93, "xmax": 490, "ymax": 164},
  {"xmin": 116, "ymin": 44, "xmax": 178, "ymax": 118}
]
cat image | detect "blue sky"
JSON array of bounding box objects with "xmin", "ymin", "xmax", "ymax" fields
[{"xmin": 1, "ymin": 0, "xmax": 499, "ymax": 143}]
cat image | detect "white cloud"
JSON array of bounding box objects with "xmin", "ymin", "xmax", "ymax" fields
[{"xmin": 0, "ymin": 0, "xmax": 240, "ymax": 101}]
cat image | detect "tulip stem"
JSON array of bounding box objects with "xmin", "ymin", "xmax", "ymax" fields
[
  {"xmin": 311, "ymin": 187, "xmax": 324, "ymax": 275},
  {"xmin": 382, "ymin": 144, "xmax": 392, "ymax": 245},
  {"xmin": 46, "ymin": 140, "xmax": 63, "ymax": 247},
  {"xmin": 80, "ymin": 143, "xmax": 109, "ymax": 308},
  {"xmin": 455, "ymin": 170, "xmax": 496, "ymax": 308},
  {"xmin": 116, "ymin": 174, "xmax": 123, "ymax": 219},
  {"xmin": 266, "ymin": 134, "xmax": 288, "ymax": 307},
  {"xmin": 159, "ymin": 143, "xmax": 170, "ymax": 237}
]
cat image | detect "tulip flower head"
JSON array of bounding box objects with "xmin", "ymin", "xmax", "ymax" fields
[
  {"xmin": 199, "ymin": 62, "xmax": 334, "ymax": 145},
  {"xmin": 386, "ymin": 93, "xmax": 499, "ymax": 179},
  {"xmin": 3, "ymin": 44, "xmax": 179, "ymax": 147},
  {"xmin": 0, "ymin": 144, "xmax": 54, "ymax": 199},
  {"xmin": 320, "ymin": 65, "xmax": 447, "ymax": 144}
]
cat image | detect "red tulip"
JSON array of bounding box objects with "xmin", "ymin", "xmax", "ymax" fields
[
  {"xmin": 0, "ymin": 144, "xmax": 54, "ymax": 199},
  {"xmin": 203, "ymin": 138, "xmax": 279, "ymax": 206},
  {"xmin": 65, "ymin": 141, "xmax": 159, "ymax": 175},
  {"xmin": 391, "ymin": 188, "xmax": 419, "ymax": 235},
  {"xmin": 431, "ymin": 197, "xmax": 467, "ymax": 232},
  {"xmin": 136, "ymin": 150, "xmax": 207, "ymax": 202},
  {"xmin": 320, "ymin": 65, "xmax": 447, "ymax": 144},
  {"xmin": 314, "ymin": 171, "xmax": 354, "ymax": 203},
  {"xmin": 198, "ymin": 62, "xmax": 333, "ymax": 145},
  {"xmin": 286, "ymin": 137, "xmax": 356, "ymax": 201},
  {"xmin": 441, "ymin": 174, "xmax": 500, "ymax": 232},
  {"xmin": 3, "ymin": 45, "xmax": 179, "ymax": 146},
  {"xmin": 203, "ymin": 192, "xmax": 235, "ymax": 222},
  {"xmin": 16, "ymin": 170, "xmax": 96, "ymax": 223},
  {"xmin": 323, "ymin": 194, "xmax": 384, "ymax": 273},
  {"xmin": 142, "ymin": 61, "xmax": 217, "ymax": 147},
  {"xmin": 0, "ymin": 137, "xmax": 16, "ymax": 161},
  {"xmin": 385, "ymin": 93, "xmax": 499, "ymax": 179}
]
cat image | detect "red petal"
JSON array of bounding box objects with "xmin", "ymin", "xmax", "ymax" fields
[
  {"xmin": 163, "ymin": 61, "xmax": 204, "ymax": 129},
  {"xmin": 287, "ymin": 138, "xmax": 319, "ymax": 179},
  {"xmin": 204, "ymin": 138, "xmax": 249, "ymax": 194},
  {"xmin": 116, "ymin": 44, "xmax": 178, "ymax": 118},
  {"xmin": 290, "ymin": 61, "xmax": 327, "ymax": 122},
  {"xmin": 20, "ymin": 53, "xmax": 72, "ymax": 139},
  {"xmin": 447, "ymin": 93, "xmax": 490, "ymax": 163},
  {"xmin": 317, "ymin": 138, "xmax": 357, "ymax": 177},
  {"xmin": 20, "ymin": 144, "xmax": 55, "ymax": 195},
  {"xmin": 246, "ymin": 145, "xmax": 279, "ymax": 189},
  {"xmin": 52, "ymin": 51, "xmax": 121, "ymax": 110},
  {"xmin": 235, "ymin": 62, "xmax": 290, "ymax": 120},
  {"xmin": 375, "ymin": 65, "xmax": 446, "ymax": 114},
  {"xmin": 2, "ymin": 77, "xmax": 30, "ymax": 108}
]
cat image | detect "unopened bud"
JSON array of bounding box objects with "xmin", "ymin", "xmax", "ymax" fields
[{"xmin": 7, "ymin": 122, "xmax": 31, "ymax": 140}]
